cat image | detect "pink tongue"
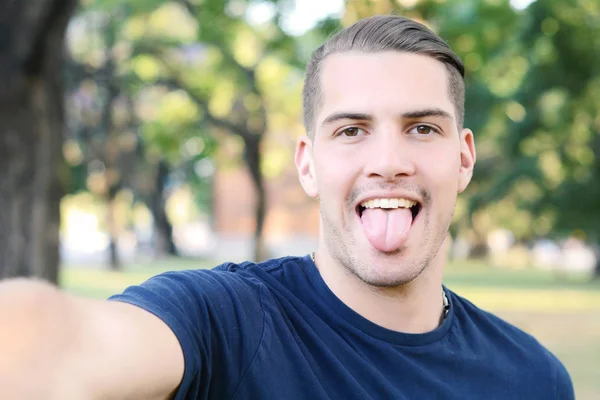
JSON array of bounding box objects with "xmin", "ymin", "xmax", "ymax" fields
[{"xmin": 360, "ymin": 208, "xmax": 413, "ymax": 252}]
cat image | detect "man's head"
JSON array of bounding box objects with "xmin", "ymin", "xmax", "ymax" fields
[
  {"xmin": 303, "ymin": 15, "xmax": 465, "ymax": 136},
  {"xmin": 295, "ymin": 15, "xmax": 475, "ymax": 289}
]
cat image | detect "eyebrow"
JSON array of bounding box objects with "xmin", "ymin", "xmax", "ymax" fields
[
  {"xmin": 320, "ymin": 108, "xmax": 453, "ymax": 127},
  {"xmin": 402, "ymin": 108, "xmax": 453, "ymax": 120},
  {"xmin": 320, "ymin": 112, "xmax": 372, "ymax": 127}
]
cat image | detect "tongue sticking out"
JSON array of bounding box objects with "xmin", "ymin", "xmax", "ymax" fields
[{"xmin": 360, "ymin": 208, "xmax": 413, "ymax": 252}]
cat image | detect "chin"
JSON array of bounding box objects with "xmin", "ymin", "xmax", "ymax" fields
[
  {"xmin": 359, "ymin": 275, "xmax": 415, "ymax": 288},
  {"xmin": 351, "ymin": 255, "xmax": 427, "ymax": 288}
]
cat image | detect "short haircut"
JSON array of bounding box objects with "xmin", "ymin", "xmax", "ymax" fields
[{"xmin": 302, "ymin": 15, "xmax": 465, "ymax": 136}]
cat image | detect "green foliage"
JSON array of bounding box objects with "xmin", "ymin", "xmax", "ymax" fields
[
  {"xmin": 482, "ymin": 0, "xmax": 600, "ymax": 242},
  {"xmin": 66, "ymin": 0, "xmax": 307, "ymax": 220},
  {"xmin": 65, "ymin": 0, "xmax": 600, "ymax": 255}
]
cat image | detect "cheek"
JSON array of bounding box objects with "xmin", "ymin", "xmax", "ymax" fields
[
  {"xmin": 314, "ymin": 153, "xmax": 359, "ymax": 212},
  {"xmin": 315, "ymin": 157, "xmax": 347, "ymax": 195},
  {"xmin": 315, "ymin": 143, "xmax": 361, "ymax": 183},
  {"xmin": 418, "ymin": 146, "xmax": 461, "ymax": 194}
]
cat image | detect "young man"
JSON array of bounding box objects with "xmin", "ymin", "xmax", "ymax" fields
[{"xmin": 0, "ymin": 15, "xmax": 573, "ymax": 399}]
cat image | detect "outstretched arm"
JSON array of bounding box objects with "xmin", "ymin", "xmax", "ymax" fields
[{"xmin": 0, "ymin": 278, "xmax": 184, "ymax": 399}]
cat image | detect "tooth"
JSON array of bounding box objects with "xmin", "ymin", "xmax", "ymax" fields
[{"xmin": 362, "ymin": 198, "xmax": 417, "ymax": 209}]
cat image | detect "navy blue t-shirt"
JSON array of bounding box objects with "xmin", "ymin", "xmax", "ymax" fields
[{"xmin": 109, "ymin": 255, "xmax": 574, "ymax": 399}]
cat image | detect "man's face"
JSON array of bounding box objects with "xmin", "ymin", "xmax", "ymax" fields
[{"xmin": 296, "ymin": 51, "xmax": 475, "ymax": 287}]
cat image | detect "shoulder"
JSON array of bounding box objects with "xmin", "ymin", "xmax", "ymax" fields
[
  {"xmin": 448, "ymin": 289, "xmax": 574, "ymax": 398},
  {"xmin": 221, "ymin": 254, "xmax": 308, "ymax": 274},
  {"xmin": 111, "ymin": 264, "xmax": 264, "ymax": 309},
  {"xmin": 448, "ymin": 289, "xmax": 543, "ymax": 348},
  {"xmin": 448, "ymin": 289, "xmax": 554, "ymax": 355},
  {"xmin": 108, "ymin": 259, "xmax": 303, "ymax": 399},
  {"xmin": 107, "ymin": 263, "xmax": 275, "ymax": 356},
  {"xmin": 216, "ymin": 255, "xmax": 312, "ymax": 287},
  {"xmin": 109, "ymin": 255, "xmax": 307, "ymax": 313}
]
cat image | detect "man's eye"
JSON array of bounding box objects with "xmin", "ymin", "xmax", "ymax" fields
[
  {"xmin": 410, "ymin": 125, "xmax": 437, "ymax": 135},
  {"xmin": 340, "ymin": 127, "xmax": 365, "ymax": 137}
]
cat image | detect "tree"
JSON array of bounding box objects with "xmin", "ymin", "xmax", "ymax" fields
[
  {"xmin": 141, "ymin": 0, "xmax": 272, "ymax": 261},
  {"xmin": 492, "ymin": 0, "xmax": 600, "ymax": 275},
  {"xmin": 121, "ymin": 0, "xmax": 306, "ymax": 261},
  {"xmin": 66, "ymin": 5, "xmax": 183, "ymax": 266},
  {"xmin": 66, "ymin": 9, "xmax": 137, "ymax": 270},
  {"xmin": 0, "ymin": 0, "xmax": 78, "ymax": 282}
]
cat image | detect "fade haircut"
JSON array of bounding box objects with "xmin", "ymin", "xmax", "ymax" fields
[{"xmin": 302, "ymin": 15, "xmax": 465, "ymax": 137}]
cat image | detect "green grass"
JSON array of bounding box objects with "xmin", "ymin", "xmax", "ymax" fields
[
  {"xmin": 445, "ymin": 260, "xmax": 599, "ymax": 291},
  {"xmin": 60, "ymin": 258, "xmax": 600, "ymax": 399},
  {"xmin": 60, "ymin": 257, "xmax": 215, "ymax": 299}
]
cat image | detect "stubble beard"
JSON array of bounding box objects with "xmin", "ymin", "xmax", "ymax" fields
[{"xmin": 320, "ymin": 200, "xmax": 454, "ymax": 288}]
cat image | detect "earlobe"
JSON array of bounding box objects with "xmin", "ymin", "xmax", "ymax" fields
[
  {"xmin": 457, "ymin": 129, "xmax": 476, "ymax": 193},
  {"xmin": 295, "ymin": 135, "xmax": 319, "ymax": 198}
]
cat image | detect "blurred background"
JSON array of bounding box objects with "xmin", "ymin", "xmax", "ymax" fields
[{"xmin": 0, "ymin": 0, "xmax": 599, "ymax": 397}]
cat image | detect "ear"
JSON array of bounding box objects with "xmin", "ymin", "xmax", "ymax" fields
[
  {"xmin": 295, "ymin": 135, "xmax": 318, "ymax": 198},
  {"xmin": 457, "ymin": 128, "xmax": 476, "ymax": 193}
]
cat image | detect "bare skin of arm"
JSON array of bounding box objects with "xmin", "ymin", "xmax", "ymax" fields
[{"xmin": 0, "ymin": 278, "xmax": 184, "ymax": 400}]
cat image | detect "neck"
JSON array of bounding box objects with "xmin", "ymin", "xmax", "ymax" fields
[{"xmin": 313, "ymin": 250, "xmax": 447, "ymax": 334}]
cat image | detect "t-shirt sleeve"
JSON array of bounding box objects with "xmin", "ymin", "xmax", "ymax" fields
[
  {"xmin": 108, "ymin": 267, "xmax": 266, "ymax": 400},
  {"xmin": 554, "ymin": 357, "xmax": 575, "ymax": 400}
]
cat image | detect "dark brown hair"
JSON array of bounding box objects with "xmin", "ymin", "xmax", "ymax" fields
[{"xmin": 303, "ymin": 15, "xmax": 465, "ymax": 136}]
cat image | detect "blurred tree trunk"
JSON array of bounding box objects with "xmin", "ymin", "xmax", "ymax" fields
[
  {"xmin": 469, "ymin": 240, "xmax": 490, "ymax": 259},
  {"xmin": 593, "ymin": 134, "xmax": 600, "ymax": 279},
  {"xmin": 243, "ymin": 135, "xmax": 268, "ymax": 262},
  {"xmin": 593, "ymin": 244, "xmax": 600, "ymax": 279},
  {"xmin": 0, "ymin": 0, "xmax": 77, "ymax": 283},
  {"xmin": 98, "ymin": 53, "xmax": 122, "ymax": 271},
  {"xmin": 149, "ymin": 160, "xmax": 178, "ymax": 257},
  {"xmin": 106, "ymin": 184, "xmax": 121, "ymax": 271}
]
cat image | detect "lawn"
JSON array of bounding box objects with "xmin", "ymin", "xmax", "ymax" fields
[{"xmin": 60, "ymin": 258, "xmax": 600, "ymax": 399}]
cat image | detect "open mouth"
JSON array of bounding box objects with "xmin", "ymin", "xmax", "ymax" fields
[
  {"xmin": 356, "ymin": 198, "xmax": 422, "ymax": 222},
  {"xmin": 355, "ymin": 197, "xmax": 422, "ymax": 252},
  {"xmin": 356, "ymin": 198, "xmax": 422, "ymax": 253}
]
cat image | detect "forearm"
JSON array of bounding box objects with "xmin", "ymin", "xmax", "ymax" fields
[
  {"xmin": 0, "ymin": 279, "xmax": 85, "ymax": 399},
  {"xmin": 0, "ymin": 278, "xmax": 184, "ymax": 399}
]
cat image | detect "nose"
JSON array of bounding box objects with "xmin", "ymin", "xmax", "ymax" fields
[{"xmin": 364, "ymin": 129, "xmax": 416, "ymax": 181}]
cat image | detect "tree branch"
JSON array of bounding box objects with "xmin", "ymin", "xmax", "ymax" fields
[
  {"xmin": 178, "ymin": 0, "xmax": 196, "ymax": 19},
  {"xmin": 179, "ymin": 0, "xmax": 257, "ymax": 82},
  {"xmin": 177, "ymin": 0, "xmax": 267, "ymax": 119},
  {"xmin": 139, "ymin": 44, "xmax": 252, "ymax": 139},
  {"xmin": 21, "ymin": 0, "xmax": 78, "ymax": 76}
]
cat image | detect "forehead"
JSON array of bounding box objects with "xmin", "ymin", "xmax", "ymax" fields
[{"xmin": 317, "ymin": 51, "xmax": 455, "ymax": 124}]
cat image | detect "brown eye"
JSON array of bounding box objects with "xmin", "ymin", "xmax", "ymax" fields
[
  {"xmin": 341, "ymin": 127, "xmax": 364, "ymax": 137},
  {"xmin": 416, "ymin": 125, "xmax": 432, "ymax": 134},
  {"xmin": 409, "ymin": 125, "xmax": 439, "ymax": 135}
]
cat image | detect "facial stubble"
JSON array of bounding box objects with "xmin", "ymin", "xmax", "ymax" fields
[{"xmin": 320, "ymin": 187, "xmax": 455, "ymax": 288}]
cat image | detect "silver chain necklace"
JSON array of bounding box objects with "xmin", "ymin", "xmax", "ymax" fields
[{"xmin": 310, "ymin": 252, "xmax": 450, "ymax": 317}]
